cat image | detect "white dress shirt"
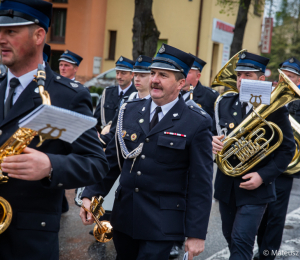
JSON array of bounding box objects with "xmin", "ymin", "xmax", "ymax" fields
[
  {"xmin": 244, "ymin": 102, "xmax": 253, "ymax": 114},
  {"xmin": 118, "ymin": 82, "xmax": 132, "ymax": 96},
  {"xmin": 150, "ymin": 97, "xmax": 179, "ymax": 122},
  {"xmin": 5, "ymin": 62, "xmax": 46, "ymax": 104},
  {"xmin": 137, "ymin": 93, "xmax": 151, "ymax": 99}
]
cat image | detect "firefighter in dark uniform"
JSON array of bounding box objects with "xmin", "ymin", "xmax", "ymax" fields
[
  {"xmin": 59, "ymin": 50, "xmax": 83, "ymax": 82},
  {"xmin": 212, "ymin": 52, "xmax": 295, "ymax": 260},
  {"xmin": 0, "ymin": 1, "xmax": 108, "ymax": 259},
  {"xmin": 94, "ymin": 56, "xmax": 136, "ymax": 147},
  {"xmin": 253, "ymin": 57, "xmax": 300, "ymax": 260},
  {"xmin": 80, "ymin": 44, "xmax": 214, "ymax": 260},
  {"xmin": 180, "ymin": 54, "xmax": 219, "ymax": 119}
]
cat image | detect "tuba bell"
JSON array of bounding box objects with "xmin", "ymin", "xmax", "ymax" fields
[
  {"xmin": 215, "ymin": 69, "xmax": 300, "ymax": 177},
  {"xmin": 0, "ymin": 65, "xmax": 50, "ymax": 234}
]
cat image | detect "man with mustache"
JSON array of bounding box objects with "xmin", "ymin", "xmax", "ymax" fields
[
  {"xmin": 80, "ymin": 44, "xmax": 213, "ymax": 260},
  {"xmin": 94, "ymin": 56, "xmax": 136, "ymax": 147}
]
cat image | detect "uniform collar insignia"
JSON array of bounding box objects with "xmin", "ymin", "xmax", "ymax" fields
[
  {"xmin": 142, "ymin": 107, "xmax": 145, "ymax": 111},
  {"xmin": 70, "ymin": 82, "xmax": 78, "ymax": 88},
  {"xmin": 173, "ymin": 113, "xmax": 179, "ymax": 117}
]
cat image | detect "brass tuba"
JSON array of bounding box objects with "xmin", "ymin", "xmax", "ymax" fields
[
  {"xmin": 216, "ymin": 70, "xmax": 300, "ymax": 177},
  {"xmin": 284, "ymin": 115, "xmax": 300, "ymax": 175},
  {"xmin": 0, "ymin": 64, "xmax": 50, "ymax": 234}
]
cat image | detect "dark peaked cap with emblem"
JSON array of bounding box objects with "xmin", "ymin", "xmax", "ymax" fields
[
  {"xmin": 279, "ymin": 57, "xmax": 300, "ymax": 76},
  {"xmin": 59, "ymin": 50, "xmax": 83, "ymax": 66},
  {"xmin": 133, "ymin": 55, "xmax": 152, "ymax": 73},
  {"xmin": 189, "ymin": 54, "xmax": 206, "ymax": 72},
  {"xmin": 235, "ymin": 51, "xmax": 269, "ymax": 73},
  {"xmin": 0, "ymin": 0, "xmax": 52, "ymax": 32},
  {"xmin": 149, "ymin": 44, "xmax": 195, "ymax": 78},
  {"xmin": 115, "ymin": 56, "xmax": 135, "ymax": 71}
]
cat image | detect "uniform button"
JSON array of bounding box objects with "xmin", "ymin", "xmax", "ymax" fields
[
  {"xmin": 269, "ymin": 182, "xmax": 272, "ymax": 184},
  {"xmin": 137, "ymin": 171, "xmax": 141, "ymax": 176},
  {"xmin": 141, "ymin": 155, "xmax": 145, "ymax": 159},
  {"xmin": 41, "ymin": 222, "xmax": 46, "ymax": 227},
  {"xmin": 145, "ymin": 138, "xmax": 150, "ymax": 143},
  {"xmin": 56, "ymin": 76, "xmax": 61, "ymax": 80},
  {"xmin": 170, "ymin": 142, "xmax": 174, "ymax": 146},
  {"xmin": 0, "ymin": 130, "xmax": 2, "ymax": 135},
  {"xmin": 177, "ymin": 204, "xmax": 180, "ymax": 208},
  {"xmin": 58, "ymin": 183, "xmax": 63, "ymax": 187},
  {"xmin": 135, "ymin": 188, "xmax": 139, "ymax": 192}
]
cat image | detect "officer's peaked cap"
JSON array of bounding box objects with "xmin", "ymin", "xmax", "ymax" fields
[
  {"xmin": 189, "ymin": 54, "xmax": 206, "ymax": 72},
  {"xmin": 279, "ymin": 57, "xmax": 300, "ymax": 76},
  {"xmin": 235, "ymin": 52, "xmax": 269, "ymax": 73},
  {"xmin": 149, "ymin": 44, "xmax": 195, "ymax": 78},
  {"xmin": 115, "ymin": 56, "xmax": 135, "ymax": 72},
  {"xmin": 59, "ymin": 50, "xmax": 83, "ymax": 66},
  {"xmin": 133, "ymin": 55, "xmax": 152, "ymax": 73},
  {"xmin": 43, "ymin": 43, "xmax": 51, "ymax": 63},
  {"xmin": 0, "ymin": 0, "xmax": 52, "ymax": 32}
]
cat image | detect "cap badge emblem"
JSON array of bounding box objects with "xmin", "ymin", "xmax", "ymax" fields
[
  {"xmin": 290, "ymin": 58, "xmax": 294, "ymax": 63},
  {"xmin": 122, "ymin": 130, "xmax": 126, "ymax": 138},
  {"xmin": 158, "ymin": 45, "xmax": 165, "ymax": 54},
  {"xmin": 119, "ymin": 56, "xmax": 123, "ymax": 62},
  {"xmin": 233, "ymin": 112, "xmax": 237, "ymax": 116},
  {"xmin": 240, "ymin": 53, "xmax": 246, "ymax": 59},
  {"xmin": 138, "ymin": 56, "xmax": 143, "ymax": 62},
  {"xmin": 229, "ymin": 123, "xmax": 235, "ymax": 129},
  {"xmin": 131, "ymin": 133, "xmax": 137, "ymax": 141},
  {"xmin": 139, "ymin": 119, "xmax": 144, "ymax": 123},
  {"xmin": 70, "ymin": 83, "xmax": 78, "ymax": 88},
  {"xmin": 65, "ymin": 50, "xmax": 68, "ymax": 54}
]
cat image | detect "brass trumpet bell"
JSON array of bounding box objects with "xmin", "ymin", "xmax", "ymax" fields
[{"xmin": 0, "ymin": 196, "xmax": 12, "ymax": 234}]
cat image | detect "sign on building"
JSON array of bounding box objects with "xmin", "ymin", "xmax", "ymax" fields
[
  {"xmin": 212, "ymin": 18, "xmax": 234, "ymax": 46},
  {"xmin": 93, "ymin": 57, "xmax": 102, "ymax": 75},
  {"xmin": 261, "ymin": 18, "xmax": 273, "ymax": 54}
]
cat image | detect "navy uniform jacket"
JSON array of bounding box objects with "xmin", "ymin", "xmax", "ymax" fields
[
  {"xmin": 184, "ymin": 81, "xmax": 219, "ymax": 119},
  {"xmin": 213, "ymin": 93, "xmax": 295, "ymax": 206},
  {"xmin": 83, "ymin": 97, "xmax": 213, "ymax": 241},
  {"xmin": 0, "ymin": 64, "xmax": 109, "ymax": 260},
  {"xmin": 94, "ymin": 84, "xmax": 136, "ymax": 132}
]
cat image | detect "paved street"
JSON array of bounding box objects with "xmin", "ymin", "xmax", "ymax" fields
[{"xmin": 59, "ymin": 178, "xmax": 300, "ymax": 260}]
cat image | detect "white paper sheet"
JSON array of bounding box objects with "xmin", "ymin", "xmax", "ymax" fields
[
  {"xmin": 240, "ymin": 79, "xmax": 272, "ymax": 105},
  {"xmin": 19, "ymin": 104, "xmax": 97, "ymax": 143},
  {"xmin": 183, "ymin": 251, "xmax": 189, "ymax": 260}
]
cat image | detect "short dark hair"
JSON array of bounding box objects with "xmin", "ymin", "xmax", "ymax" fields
[
  {"xmin": 255, "ymin": 71, "xmax": 264, "ymax": 78},
  {"xmin": 173, "ymin": 71, "xmax": 185, "ymax": 81}
]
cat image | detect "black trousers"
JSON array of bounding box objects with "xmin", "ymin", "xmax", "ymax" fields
[
  {"xmin": 219, "ymin": 191, "xmax": 267, "ymax": 260},
  {"xmin": 257, "ymin": 175, "xmax": 293, "ymax": 260},
  {"xmin": 113, "ymin": 230, "xmax": 174, "ymax": 260}
]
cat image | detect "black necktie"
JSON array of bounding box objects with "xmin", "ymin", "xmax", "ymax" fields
[
  {"xmin": 150, "ymin": 106, "xmax": 162, "ymax": 130},
  {"xmin": 119, "ymin": 91, "xmax": 124, "ymax": 99},
  {"xmin": 4, "ymin": 78, "xmax": 20, "ymax": 117},
  {"xmin": 181, "ymin": 90, "xmax": 187, "ymax": 95},
  {"xmin": 241, "ymin": 102, "xmax": 247, "ymax": 118}
]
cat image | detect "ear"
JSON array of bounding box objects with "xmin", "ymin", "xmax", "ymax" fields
[
  {"xmin": 177, "ymin": 78, "xmax": 186, "ymax": 90},
  {"xmin": 74, "ymin": 66, "xmax": 79, "ymax": 73},
  {"xmin": 259, "ymin": 75, "xmax": 266, "ymax": 81},
  {"xmin": 197, "ymin": 71, "xmax": 201, "ymax": 81},
  {"xmin": 130, "ymin": 72, "xmax": 134, "ymax": 79},
  {"xmin": 34, "ymin": 27, "xmax": 46, "ymax": 46}
]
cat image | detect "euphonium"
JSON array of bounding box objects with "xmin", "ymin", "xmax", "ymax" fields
[
  {"xmin": 81, "ymin": 196, "xmax": 113, "ymax": 243},
  {"xmin": 284, "ymin": 115, "xmax": 300, "ymax": 175},
  {"xmin": 216, "ymin": 70, "xmax": 300, "ymax": 177},
  {"xmin": 0, "ymin": 64, "xmax": 50, "ymax": 234}
]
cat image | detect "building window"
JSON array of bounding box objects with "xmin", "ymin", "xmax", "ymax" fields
[
  {"xmin": 52, "ymin": 0, "xmax": 68, "ymax": 3},
  {"xmin": 107, "ymin": 31, "xmax": 117, "ymax": 60},
  {"xmin": 49, "ymin": 50, "xmax": 64, "ymax": 73},
  {"xmin": 51, "ymin": 8, "xmax": 67, "ymax": 43}
]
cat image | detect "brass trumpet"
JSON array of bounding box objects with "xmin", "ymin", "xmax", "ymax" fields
[
  {"xmin": 0, "ymin": 65, "xmax": 50, "ymax": 234},
  {"xmin": 216, "ymin": 70, "xmax": 300, "ymax": 177},
  {"xmin": 81, "ymin": 196, "xmax": 113, "ymax": 243}
]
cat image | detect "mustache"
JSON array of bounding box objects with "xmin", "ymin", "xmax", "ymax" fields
[{"xmin": 151, "ymin": 83, "xmax": 162, "ymax": 90}]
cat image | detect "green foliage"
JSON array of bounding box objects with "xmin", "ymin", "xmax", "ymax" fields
[
  {"xmin": 89, "ymin": 86, "xmax": 104, "ymax": 95},
  {"xmin": 216, "ymin": 0, "xmax": 266, "ymax": 16},
  {"xmin": 262, "ymin": 0, "xmax": 300, "ymax": 81}
]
